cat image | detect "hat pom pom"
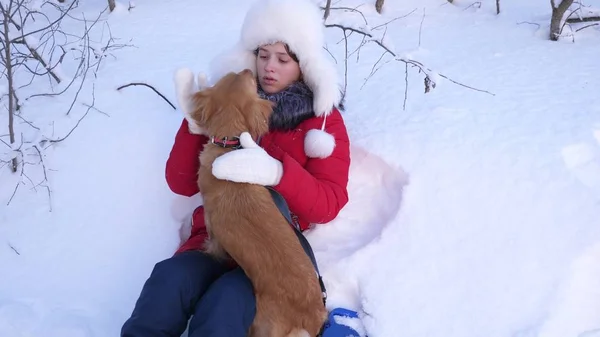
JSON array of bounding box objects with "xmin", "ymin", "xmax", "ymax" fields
[{"xmin": 305, "ymin": 129, "xmax": 335, "ymax": 158}]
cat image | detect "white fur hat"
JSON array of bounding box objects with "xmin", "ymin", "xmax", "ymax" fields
[{"xmin": 207, "ymin": 0, "xmax": 342, "ymax": 158}]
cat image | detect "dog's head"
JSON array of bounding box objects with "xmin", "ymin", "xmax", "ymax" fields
[{"xmin": 190, "ymin": 69, "xmax": 274, "ymax": 141}]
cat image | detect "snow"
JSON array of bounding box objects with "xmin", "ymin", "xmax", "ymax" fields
[
  {"xmin": 1, "ymin": 0, "xmax": 600, "ymax": 336},
  {"xmin": 537, "ymin": 240, "xmax": 600, "ymax": 337},
  {"xmin": 571, "ymin": 3, "xmax": 600, "ymax": 20}
]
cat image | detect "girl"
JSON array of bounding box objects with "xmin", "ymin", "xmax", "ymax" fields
[{"xmin": 121, "ymin": 0, "xmax": 353, "ymax": 335}]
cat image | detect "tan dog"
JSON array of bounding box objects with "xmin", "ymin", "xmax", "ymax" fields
[{"xmin": 189, "ymin": 69, "xmax": 327, "ymax": 337}]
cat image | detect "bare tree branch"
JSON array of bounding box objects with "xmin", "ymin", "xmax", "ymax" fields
[
  {"xmin": 464, "ymin": 2, "xmax": 482, "ymax": 11},
  {"xmin": 8, "ymin": 243, "xmax": 20, "ymax": 255},
  {"xmin": 1, "ymin": 1, "xmax": 18, "ymax": 172},
  {"xmin": 322, "ymin": 5, "xmax": 494, "ymax": 112},
  {"xmin": 341, "ymin": 29, "xmax": 348, "ymax": 103},
  {"xmin": 9, "ymin": 0, "xmax": 79, "ymax": 43},
  {"xmin": 116, "ymin": 82, "xmax": 177, "ymax": 110},
  {"xmin": 32, "ymin": 144, "xmax": 52, "ymax": 212},
  {"xmin": 12, "ymin": 38, "xmax": 62, "ymax": 83},
  {"xmin": 325, "ymin": 22, "xmax": 495, "ymax": 96},
  {"xmin": 14, "ymin": 111, "xmax": 40, "ymax": 131},
  {"xmin": 418, "ymin": 8, "xmax": 425, "ymax": 48},
  {"xmin": 7, "ymin": 181, "xmax": 21, "ymax": 205},
  {"xmin": 323, "ymin": 0, "xmax": 332, "ymax": 20},
  {"xmin": 565, "ymin": 1, "xmax": 600, "ymax": 23},
  {"xmin": 372, "ymin": 8, "xmax": 417, "ymax": 30},
  {"xmin": 40, "ymin": 84, "xmax": 97, "ymax": 145},
  {"xmin": 320, "ymin": 5, "xmax": 369, "ymax": 26},
  {"xmin": 575, "ymin": 22, "xmax": 599, "ymax": 31},
  {"xmin": 403, "ymin": 62, "xmax": 408, "ymax": 110},
  {"xmin": 568, "ymin": 15, "xmax": 600, "ymax": 23},
  {"xmin": 1, "ymin": 0, "xmax": 130, "ymax": 209}
]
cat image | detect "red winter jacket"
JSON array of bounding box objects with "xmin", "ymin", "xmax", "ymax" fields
[{"xmin": 165, "ymin": 108, "xmax": 350, "ymax": 254}]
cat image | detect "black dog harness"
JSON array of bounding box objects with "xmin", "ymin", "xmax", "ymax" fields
[
  {"xmin": 210, "ymin": 135, "xmax": 327, "ymax": 307},
  {"xmin": 267, "ymin": 187, "xmax": 328, "ymax": 307}
]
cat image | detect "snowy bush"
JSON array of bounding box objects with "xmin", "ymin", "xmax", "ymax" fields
[
  {"xmin": 0, "ymin": 0, "xmax": 130, "ymax": 207},
  {"xmin": 320, "ymin": 0, "xmax": 494, "ymax": 110}
]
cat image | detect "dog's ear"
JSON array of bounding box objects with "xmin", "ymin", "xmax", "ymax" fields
[
  {"xmin": 190, "ymin": 88, "xmax": 214, "ymax": 127},
  {"xmin": 245, "ymin": 98, "xmax": 274, "ymax": 139}
]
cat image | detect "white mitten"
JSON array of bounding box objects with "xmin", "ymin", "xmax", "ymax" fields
[
  {"xmin": 212, "ymin": 132, "xmax": 283, "ymax": 186},
  {"xmin": 174, "ymin": 68, "xmax": 208, "ymax": 135}
]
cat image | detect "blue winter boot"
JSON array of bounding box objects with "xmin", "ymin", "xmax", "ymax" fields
[{"xmin": 321, "ymin": 307, "xmax": 364, "ymax": 337}]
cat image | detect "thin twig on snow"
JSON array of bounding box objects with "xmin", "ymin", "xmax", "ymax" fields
[{"xmin": 116, "ymin": 82, "xmax": 177, "ymax": 110}]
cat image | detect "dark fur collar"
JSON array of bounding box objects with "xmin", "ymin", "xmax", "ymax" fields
[{"xmin": 258, "ymin": 81, "xmax": 315, "ymax": 131}]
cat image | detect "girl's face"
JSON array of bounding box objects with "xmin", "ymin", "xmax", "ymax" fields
[{"xmin": 256, "ymin": 42, "xmax": 301, "ymax": 94}]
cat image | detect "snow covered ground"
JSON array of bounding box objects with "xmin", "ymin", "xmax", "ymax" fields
[{"xmin": 1, "ymin": 0, "xmax": 600, "ymax": 336}]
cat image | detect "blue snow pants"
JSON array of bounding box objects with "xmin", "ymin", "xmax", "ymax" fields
[{"xmin": 121, "ymin": 250, "xmax": 256, "ymax": 337}]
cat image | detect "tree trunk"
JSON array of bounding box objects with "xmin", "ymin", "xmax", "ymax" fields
[
  {"xmin": 108, "ymin": 0, "xmax": 116, "ymax": 12},
  {"xmin": 1, "ymin": 4, "xmax": 17, "ymax": 172},
  {"xmin": 550, "ymin": 0, "xmax": 574, "ymax": 41},
  {"xmin": 323, "ymin": 0, "xmax": 331, "ymax": 20},
  {"xmin": 496, "ymin": 0, "xmax": 501, "ymax": 14},
  {"xmin": 375, "ymin": 0, "xmax": 384, "ymax": 14}
]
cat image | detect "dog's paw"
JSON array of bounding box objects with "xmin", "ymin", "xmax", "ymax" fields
[
  {"xmin": 174, "ymin": 68, "xmax": 196, "ymax": 110},
  {"xmin": 174, "ymin": 68, "xmax": 195, "ymax": 89},
  {"xmin": 198, "ymin": 72, "xmax": 209, "ymax": 90},
  {"xmin": 174, "ymin": 68, "xmax": 207, "ymax": 135}
]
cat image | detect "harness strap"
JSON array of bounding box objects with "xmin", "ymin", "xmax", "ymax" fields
[{"xmin": 267, "ymin": 187, "xmax": 327, "ymax": 307}]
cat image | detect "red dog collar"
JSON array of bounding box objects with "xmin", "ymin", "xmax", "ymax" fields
[{"xmin": 210, "ymin": 136, "xmax": 242, "ymax": 149}]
